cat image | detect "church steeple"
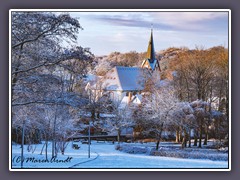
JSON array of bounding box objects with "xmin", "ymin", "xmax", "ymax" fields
[
  {"xmin": 146, "ymin": 28, "xmax": 155, "ymax": 63},
  {"xmin": 141, "ymin": 28, "xmax": 161, "ymax": 72}
]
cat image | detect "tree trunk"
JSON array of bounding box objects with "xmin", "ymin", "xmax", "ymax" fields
[
  {"xmin": 176, "ymin": 128, "xmax": 180, "ymax": 143},
  {"xmin": 194, "ymin": 129, "xmax": 198, "ymax": 146},
  {"xmin": 45, "ymin": 140, "xmax": 48, "ymax": 160},
  {"xmin": 117, "ymin": 129, "xmax": 121, "ymax": 144},
  {"xmin": 181, "ymin": 137, "xmax": 185, "ymax": 148},
  {"xmin": 55, "ymin": 142, "xmax": 58, "ymax": 157},
  {"xmin": 61, "ymin": 141, "xmax": 65, "ymax": 155},
  {"xmin": 218, "ymin": 79, "xmax": 223, "ymax": 111},
  {"xmin": 203, "ymin": 125, "xmax": 208, "ymax": 145},
  {"xmin": 181, "ymin": 129, "xmax": 187, "ymax": 148},
  {"xmin": 179, "ymin": 128, "xmax": 183, "ymax": 142},
  {"xmin": 21, "ymin": 120, "xmax": 25, "ymax": 168},
  {"xmin": 188, "ymin": 129, "xmax": 191, "ymax": 148},
  {"xmin": 52, "ymin": 105, "xmax": 57, "ymax": 158},
  {"xmin": 40, "ymin": 142, "xmax": 46, "ymax": 155},
  {"xmin": 156, "ymin": 139, "xmax": 160, "ymax": 150},
  {"xmin": 15, "ymin": 127, "xmax": 19, "ymax": 144},
  {"xmin": 199, "ymin": 120, "xmax": 203, "ymax": 148},
  {"xmin": 156, "ymin": 123, "xmax": 164, "ymax": 150},
  {"xmin": 225, "ymin": 78, "xmax": 229, "ymax": 118}
]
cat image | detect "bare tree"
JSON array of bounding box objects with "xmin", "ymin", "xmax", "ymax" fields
[
  {"xmin": 171, "ymin": 102, "xmax": 196, "ymax": 148},
  {"xmin": 141, "ymin": 86, "xmax": 180, "ymax": 150},
  {"xmin": 11, "ymin": 12, "xmax": 93, "ymax": 108},
  {"xmin": 170, "ymin": 47, "xmax": 228, "ymax": 105},
  {"xmin": 105, "ymin": 99, "xmax": 135, "ymax": 144},
  {"xmin": 190, "ymin": 100, "xmax": 210, "ymax": 147},
  {"xmin": 11, "ymin": 12, "xmax": 93, "ymax": 160},
  {"xmin": 211, "ymin": 110, "xmax": 228, "ymax": 147},
  {"xmin": 12, "ymin": 105, "xmax": 39, "ymax": 168}
]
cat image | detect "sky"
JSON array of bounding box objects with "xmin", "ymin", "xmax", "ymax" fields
[{"xmin": 64, "ymin": 11, "xmax": 229, "ymax": 56}]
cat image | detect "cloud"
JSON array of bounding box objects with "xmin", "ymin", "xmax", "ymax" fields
[
  {"xmin": 70, "ymin": 11, "xmax": 228, "ymax": 55},
  {"xmin": 95, "ymin": 15, "xmax": 174, "ymax": 31},
  {"xmin": 150, "ymin": 12, "xmax": 228, "ymax": 31},
  {"xmin": 82, "ymin": 11, "xmax": 228, "ymax": 32},
  {"xmin": 152, "ymin": 12, "xmax": 227, "ymax": 23}
]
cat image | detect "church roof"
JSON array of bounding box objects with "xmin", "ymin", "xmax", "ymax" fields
[
  {"xmin": 103, "ymin": 66, "xmax": 145, "ymax": 91},
  {"xmin": 146, "ymin": 29, "xmax": 155, "ymax": 63}
]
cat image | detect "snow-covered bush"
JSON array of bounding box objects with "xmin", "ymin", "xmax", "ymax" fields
[
  {"xmin": 115, "ymin": 144, "xmax": 153, "ymax": 155},
  {"xmin": 152, "ymin": 147, "xmax": 228, "ymax": 161},
  {"xmin": 94, "ymin": 58, "xmax": 112, "ymax": 76},
  {"xmin": 115, "ymin": 143, "xmax": 228, "ymax": 161}
]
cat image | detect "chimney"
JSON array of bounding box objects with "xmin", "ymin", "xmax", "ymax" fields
[{"xmin": 128, "ymin": 92, "xmax": 132, "ymax": 104}]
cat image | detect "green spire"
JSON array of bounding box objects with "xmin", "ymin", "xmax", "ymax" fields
[{"xmin": 146, "ymin": 28, "xmax": 155, "ymax": 63}]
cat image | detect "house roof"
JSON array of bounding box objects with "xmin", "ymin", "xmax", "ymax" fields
[{"xmin": 103, "ymin": 66, "xmax": 145, "ymax": 91}]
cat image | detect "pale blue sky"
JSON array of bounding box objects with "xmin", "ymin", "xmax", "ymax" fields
[{"xmin": 66, "ymin": 11, "xmax": 229, "ymax": 56}]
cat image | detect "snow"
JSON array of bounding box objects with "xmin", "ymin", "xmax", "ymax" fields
[
  {"xmin": 84, "ymin": 74, "xmax": 98, "ymax": 82},
  {"xmin": 132, "ymin": 94, "xmax": 142, "ymax": 104},
  {"xmin": 119, "ymin": 94, "xmax": 142, "ymax": 109},
  {"xmin": 11, "ymin": 141, "xmax": 228, "ymax": 169},
  {"xmin": 119, "ymin": 96, "xmax": 129, "ymax": 109}
]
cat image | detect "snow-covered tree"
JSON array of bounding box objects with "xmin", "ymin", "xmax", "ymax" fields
[
  {"xmin": 105, "ymin": 99, "xmax": 135, "ymax": 144},
  {"xmin": 12, "ymin": 105, "xmax": 42, "ymax": 167},
  {"xmin": 11, "ymin": 12, "xmax": 93, "ymax": 160},
  {"xmin": 94, "ymin": 58, "xmax": 112, "ymax": 76},
  {"xmin": 54, "ymin": 105, "xmax": 78, "ymax": 155},
  {"xmin": 211, "ymin": 110, "xmax": 228, "ymax": 146},
  {"xmin": 170, "ymin": 46, "xmax": 228, "ymax": 107},
  {"xmin": 141, "ymin": 86, "xmax": 180, "ymax": 150},
  {"xmin": 84, "ymin": 78, "xmax": 110, "ymax": 123},
  {"xmin": 190, "ymin": 100, "xmax": 210, "ymax": 147},
  {"xmin": 171, "ymin": 102, "xmax": 196, "ymax": 148},
  {"xmin": 11, "ymin": 12, "xmax": 93, "ymax": 108}
]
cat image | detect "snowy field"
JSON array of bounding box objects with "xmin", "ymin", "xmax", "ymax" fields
[{"xmin": 11, "ymin": 141, "xmax": 228, "ymax": 169}]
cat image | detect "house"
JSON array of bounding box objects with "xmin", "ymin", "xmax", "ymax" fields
[{"xmin": 86, "ymin": 29, "xmax": 161, "ymax": 105}]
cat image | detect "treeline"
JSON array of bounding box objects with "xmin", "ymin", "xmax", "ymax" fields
[{"xmin": 169, "ymin": 46, "xmax": 229, "ymax": 116}]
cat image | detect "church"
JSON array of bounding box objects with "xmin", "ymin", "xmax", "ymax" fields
[{"xmin": 86, "ymin": 29, "xmax": 161, "ymax": 106}]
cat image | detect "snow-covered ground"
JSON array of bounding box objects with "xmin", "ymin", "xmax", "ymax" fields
[{"xmin": 11, "ymin": 141, "xmax": 228, "ymax": 169}]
